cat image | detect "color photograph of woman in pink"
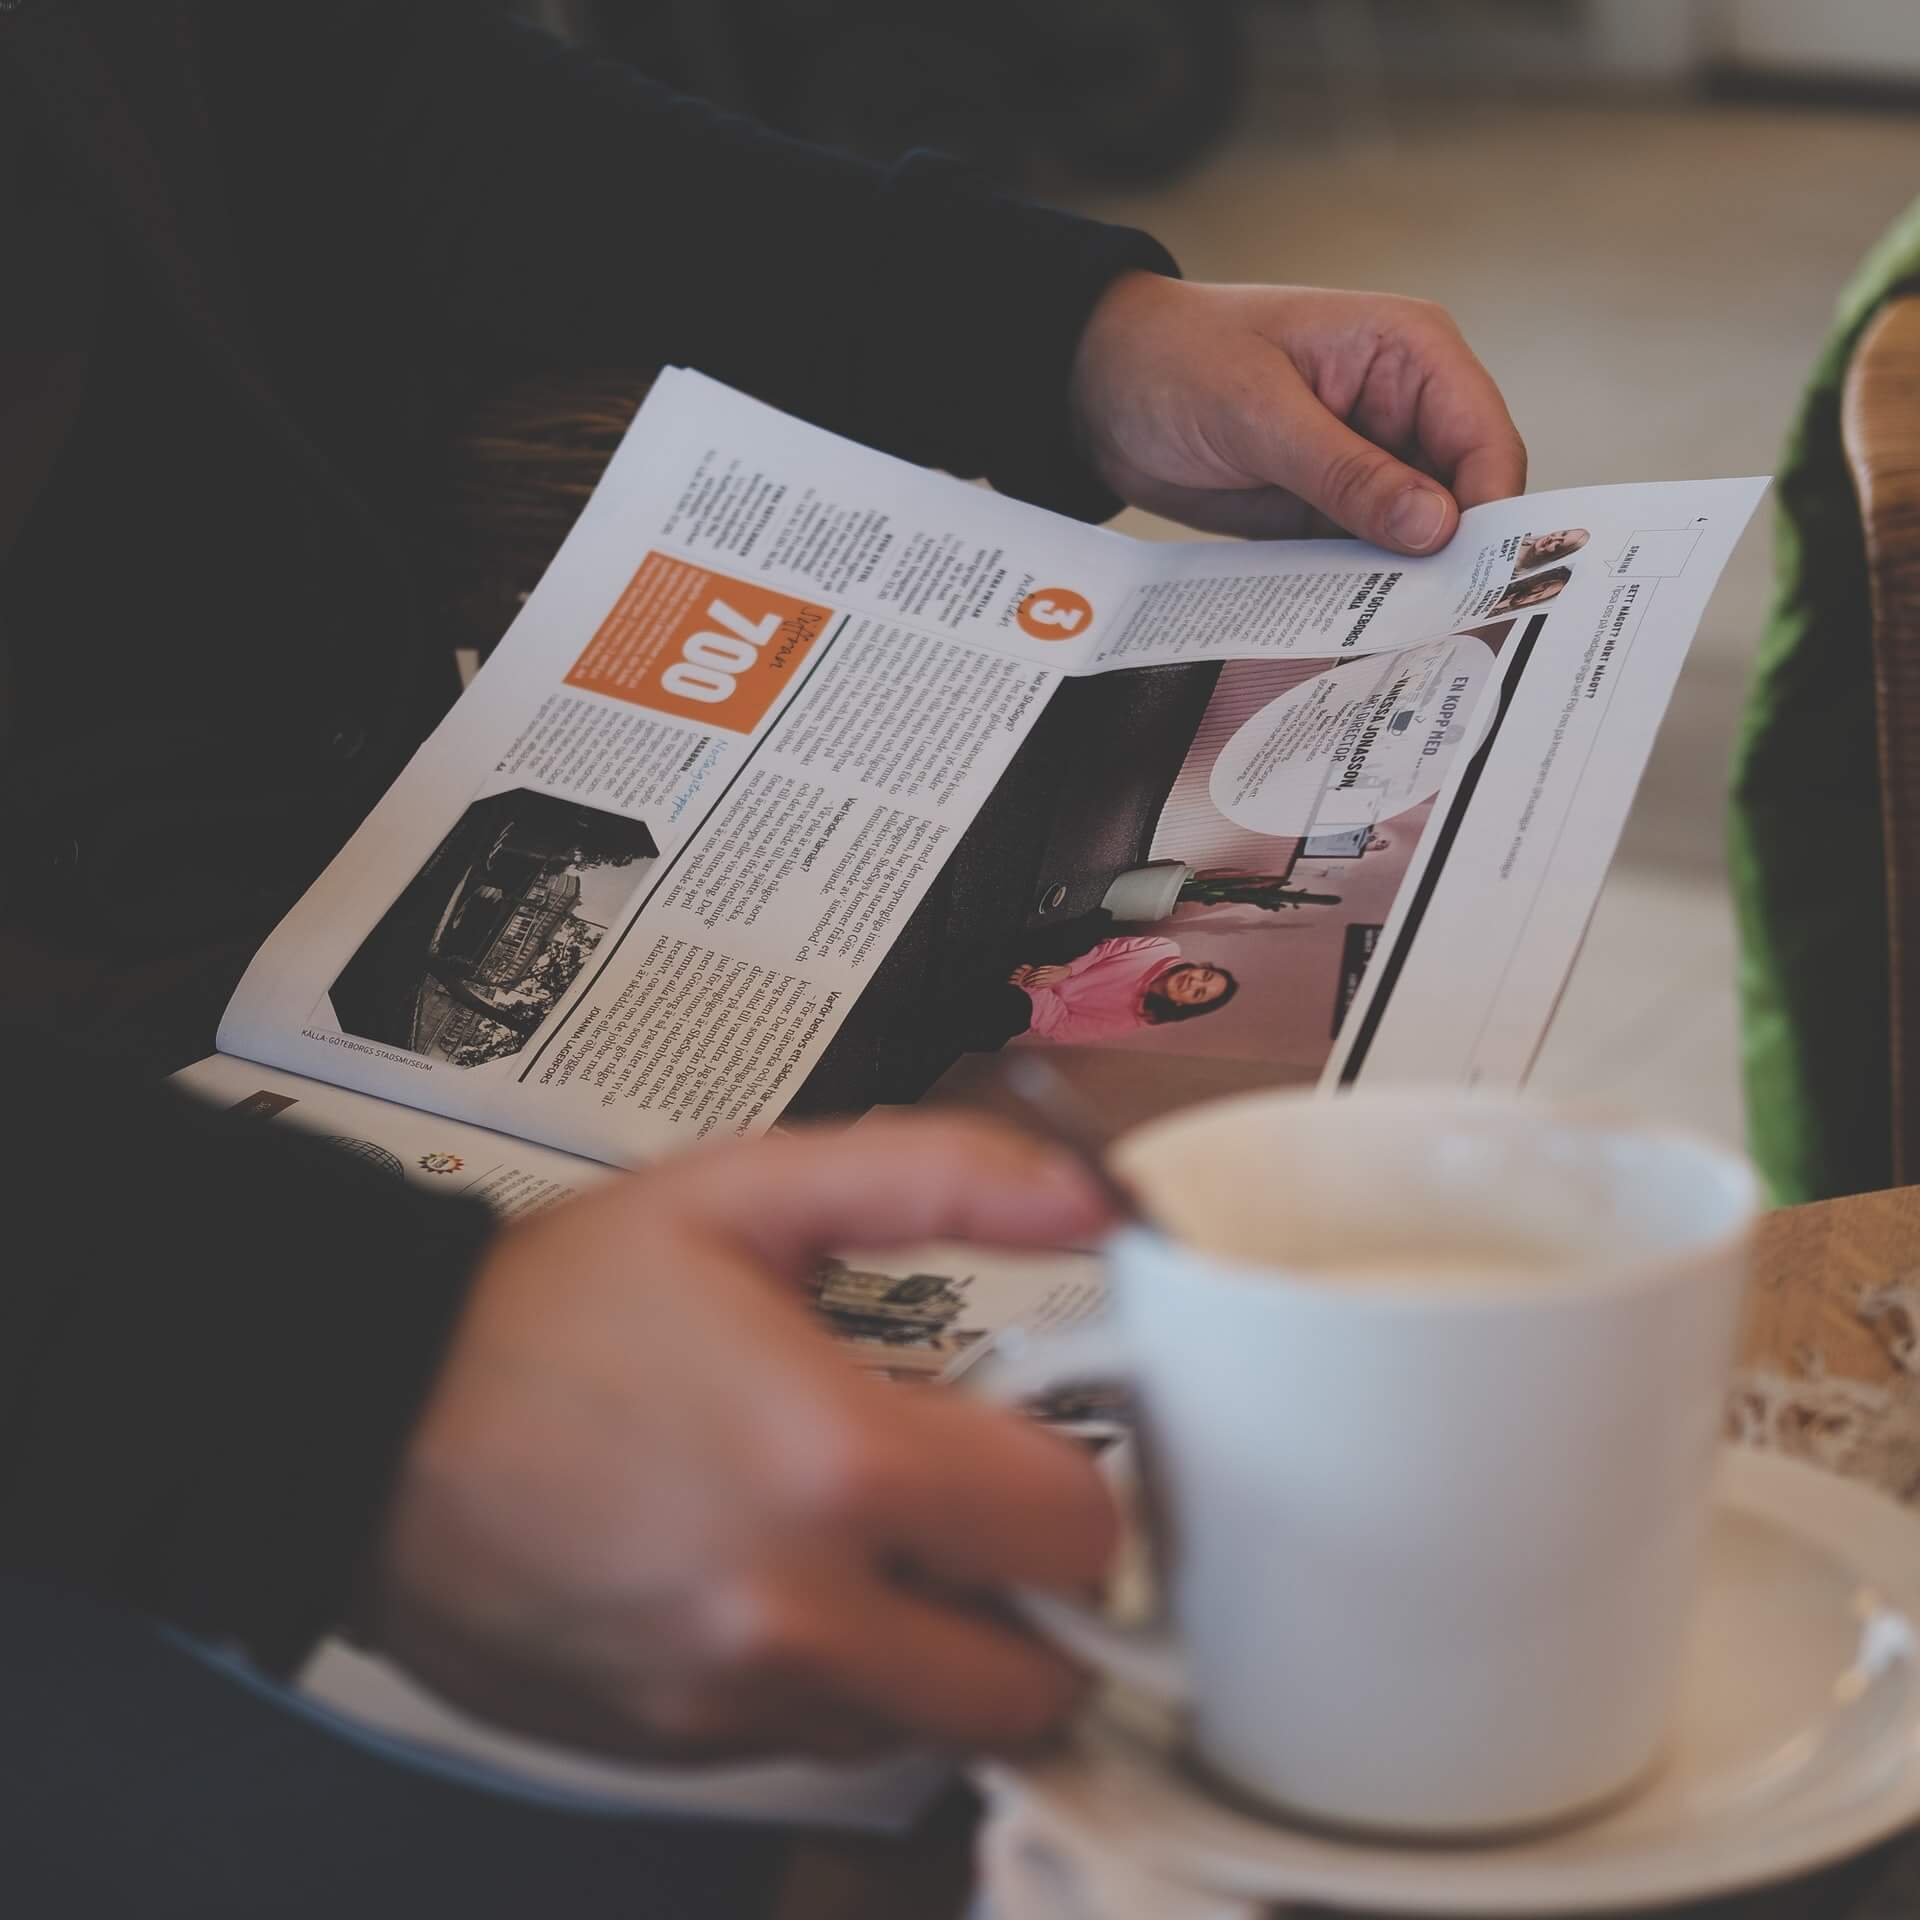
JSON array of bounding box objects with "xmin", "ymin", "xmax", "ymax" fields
[
  {"xmin": 1013, "ymin": 938, "xmax": 1238, "ymax": 1044},
  {"xmin": 957, "ymin": 914, "xmax": 1238, "ymax": 1051}
]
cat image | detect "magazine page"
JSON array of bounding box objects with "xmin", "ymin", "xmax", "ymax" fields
[
  {"xmin": 802, "ymin": 1237, "xmax": 1105, "ymax": 1390},
  {"xmin": 918, "ymin": 487, "xmax": 1768, "ymax": 1131},
  {"xmin": 174, "ymin": 1058, "xmax": 1101, "ymax": 1387},
  {"xmin": 172, "ymin": 1055, "xmax": 598, "ymax": 1221},
  {"xmin": 219, "ymin": 368, "xmax": 1763, "ymax": 1157}
]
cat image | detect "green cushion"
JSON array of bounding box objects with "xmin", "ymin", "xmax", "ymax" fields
[{"xmin": 1731, "ymin": 193, "xmax": 1920, "ymax": 1202}]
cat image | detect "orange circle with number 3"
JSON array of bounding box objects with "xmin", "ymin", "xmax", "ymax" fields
[{"xmin": 1017, "ymin": 586, "xmax": 1094, "ymax": 641}]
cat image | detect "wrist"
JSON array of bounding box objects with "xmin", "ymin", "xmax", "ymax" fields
[{"xmin": 1069, "ymin": 269, "xmax": 1183, "ymax": 476}]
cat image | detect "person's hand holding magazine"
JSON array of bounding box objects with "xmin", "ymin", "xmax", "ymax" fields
[
  {"xmin": 366, "ymin": 1117, "xmax": 1119, "ymax": 1760},
  {"xmin": 1073, "ymin": 274, "xmax": 1529, "ymax": 551}
]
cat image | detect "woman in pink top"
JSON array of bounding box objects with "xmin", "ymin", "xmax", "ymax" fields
[{"xmin": 1009, "ymin": 933, "xmax": 1237, "ymax": 1046}]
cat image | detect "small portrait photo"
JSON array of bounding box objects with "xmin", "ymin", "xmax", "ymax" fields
[
  {"xmin": 327, "ymin": 787, "xmax": 659, "ymax": 1068},
  {"xmin": 1489, "ymin": 564, "xmax": 1572, "ymax": 617},
  {"xmin": 956, "ymin": 911, "xmax": 1242, "ymax": 1054},
  {"xmin": 1513, "ymin": 528, "xmax": 1589, "ymax": 574}
]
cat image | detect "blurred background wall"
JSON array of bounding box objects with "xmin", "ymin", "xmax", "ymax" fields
[{"xmin": 521, "ymin": 0, "xmax": 1920, "ymax": 1147}]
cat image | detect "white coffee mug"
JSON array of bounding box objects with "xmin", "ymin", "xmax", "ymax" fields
[{"xmin": 989, "ymin": 1089, "xmax": 1759, "ymax": 1837}]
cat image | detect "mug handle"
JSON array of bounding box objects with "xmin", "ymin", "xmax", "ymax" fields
[{"xmin": 977, "ymin": 1319, "xmax": 1190, "ymax": 1707}]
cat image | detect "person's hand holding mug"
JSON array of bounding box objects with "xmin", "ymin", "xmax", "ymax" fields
[
  {"xmin": 1071, "ymin": 276, "xmax": 1528, "ymax": 552},
  {"xmin": 362, "ymin": 1117, "xmax": 1119, "ymax": 1762}
]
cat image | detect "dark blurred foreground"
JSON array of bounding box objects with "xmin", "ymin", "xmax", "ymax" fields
[{"xmin": 568, "ymin": 0, "xmax": 1246, "ymax": 187}]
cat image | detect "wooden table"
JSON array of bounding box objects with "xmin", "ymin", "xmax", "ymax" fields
[{"xmin": 779, "ymin": 1185, "xmax": 1920, "ymax": 1920}]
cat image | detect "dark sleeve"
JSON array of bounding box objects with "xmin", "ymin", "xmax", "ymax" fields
[
  {"xmin": 1, "ymin": 1025, "xmax": 493, "ymax": 1672},
  {"xmin": 201, "ymin": 2, "xmax": 1179, "ymax": 519}
]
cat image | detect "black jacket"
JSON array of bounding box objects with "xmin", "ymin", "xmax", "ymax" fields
[{"xmin": 0, "ymin": 0, "xmax": 1174, "ymax": 1666}]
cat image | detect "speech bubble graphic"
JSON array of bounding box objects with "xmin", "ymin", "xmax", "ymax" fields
[{"xmin": 1209, "ymin": 635, "xmax": 1497, "ymax": 837}]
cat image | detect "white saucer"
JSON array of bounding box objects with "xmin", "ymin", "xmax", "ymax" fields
[{"xmin": 981, "ymin": 1450, "xmax": 1920, "ymax": 1914}]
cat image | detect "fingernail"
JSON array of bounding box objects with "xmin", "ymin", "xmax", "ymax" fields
[{"xmin": 1389, "ymin": 488, "xmax": 1448, "ymax": 552}]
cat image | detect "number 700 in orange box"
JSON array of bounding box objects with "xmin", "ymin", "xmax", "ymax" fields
[{"xmin": 565, "ymin": 551, "xmax": 832, "ymax": 731}]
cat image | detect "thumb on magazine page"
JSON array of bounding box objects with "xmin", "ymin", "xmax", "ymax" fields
[{"xmin": 1070, "ymin": 276, "xmax": 1527, "ymax": 553}]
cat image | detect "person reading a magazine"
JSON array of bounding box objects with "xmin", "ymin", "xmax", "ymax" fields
[{"xmin": 4, "ymin": 3, "xmax": 1524, "ymax": 1906}]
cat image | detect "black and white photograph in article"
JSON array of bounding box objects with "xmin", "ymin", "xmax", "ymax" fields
[{"xmin": 326, "ymin": 788, "xmax": 658, "ymax": 1068}]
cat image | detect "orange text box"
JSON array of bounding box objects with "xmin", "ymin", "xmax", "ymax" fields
[{"xmin": 565, "ymin": 552, "xmax": 831, "ymax": 731}]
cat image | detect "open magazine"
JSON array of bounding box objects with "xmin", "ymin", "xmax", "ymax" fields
[{"xmin": 171, "ymin": 368, "xmax": 1764, "ymax": 1822}]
